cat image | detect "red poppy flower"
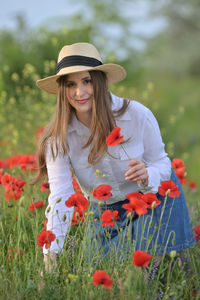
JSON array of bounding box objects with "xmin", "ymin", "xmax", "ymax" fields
[
  {"xmin": 37, "ymin": 230, "xmax": 56, "ymax": 249},
  {"xmin": 65, "ymin": 194, "xmax": 89, "ymax": 211},
  {"xmin": 93, "ymin": 270, "xmax": 113, "ymax": 289},
  {"xmin": 126, "ymin": 192, "xmax": 143, "ymax": 201},
  {"xmin": 40, "ymin": 181, "xmax": 49, "ymax": 191},
  {"xmin": 101, "ymin": 210, "xmax": 119, "ymax": 227},
  {"xmin": 7, "ymin": 248, "xmax": 24, "ymax": 260},
  {"xmin": 72, "ymin": 177, "xmax": 82, "ymax": 194},
  {"xmin": 142, "ymin": 193, "xmax": 161, "ymax": 209},
  {"xmin": 93, "ymin": 184, "xmax": 112, "ymax": 200},
  {"xmin": 28, "ymin": 200, "xmax": 45, "ymax": 211},
  {"xmin": 188, "ymin": 181, "xmax": 197, "ymax": 192},
  {"xmin": 14, "ymin": 177, "xmax": 26, "ymax": 190},
  {"xmin": 1, "ymin": 173, "xmax": 11, "ymax": 185},
  {"xmin": 6, "ymin": 154, "xmax": 38, "ymax": 172},
  {"xmin": 106, "ymin": 127, "xmax": 124, "ymax": 146},
  {"xmin": 71, "ymin": 206, "xmax": 85, "ymax": 225},
  {"xmin": 193, "ymin": 224, "xmax": 200, "ymax": 242},
  {"xmin": 171, "ymin": 158, "xmax": 185, "ymax": 169},
  {"xmin": 158, "ymin": 180, "xmax": 181, "ymax": 198},
  {"xmin": 123, "ymin": 193, "xmax": 148, "ymax": 216},
  {"xmin": 0, "ymin": 169, "xmax": 2, "ymax": 185},
  {"xmin": 0, "ymin": 159, "xmax": 8, "ymax": 170},
  {"xmin": 35, "ymin": 127, "xmax": 44, "ymax": 141},
  {"xmin": 42, "ymin": 219, "xmax": 48, "ymax": 231},
  {"xmin": 174, "ymin": 167, "xmax": 187, "ymax": 185},
  {"xmin": 4, "ymin": 183, "xmax": 23, "ymax": 202},
  {"xmin": 133, "ymin": 250, "xmax": 152, "ymax": 267}
]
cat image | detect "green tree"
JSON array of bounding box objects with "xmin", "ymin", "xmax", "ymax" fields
[{"xmin": 144, "ymin": 0, "xmax": 200, "ymax": 76}]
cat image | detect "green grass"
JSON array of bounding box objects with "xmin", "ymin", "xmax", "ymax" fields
[
  {"xmin": 0, "ymin": 73, "xmax": 200, "ymax": 299},
  {"xmin": 0, "ymin": 165, "xmax": 200, "ymax": 299}
]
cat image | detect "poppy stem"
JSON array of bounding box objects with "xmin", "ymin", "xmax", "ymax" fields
[{"xmin": 120, "ymin": 143, "xmax": 131, "ymax": 160}]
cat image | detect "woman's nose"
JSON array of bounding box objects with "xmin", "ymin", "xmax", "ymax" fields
[{"xmin": 75, "ymin": 83, "xmax": 85, "ymax": 98}]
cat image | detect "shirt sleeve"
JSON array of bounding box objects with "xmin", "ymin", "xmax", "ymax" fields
[
  {"xmin": 43, "ymin": 142, "xmax": 74, "ymax": 255},
  {"xmin": 142, "ymin": 108, "xmax": 171, "ymax": 193}
]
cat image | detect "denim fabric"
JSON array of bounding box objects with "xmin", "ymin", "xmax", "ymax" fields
[{"xmin": 88, "ymin": 169, "xmax": 195, "ymax": 258}]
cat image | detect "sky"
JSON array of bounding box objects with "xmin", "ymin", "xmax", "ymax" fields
[
  {"xmin": 0, "ymin": 0, "xmax": 166, "ymax": 51},
  {"xmin": 0, "ymin": 0, "xmax": 81, "ymax": 29}
]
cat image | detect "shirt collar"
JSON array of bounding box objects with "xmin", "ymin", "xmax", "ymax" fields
[{"xmin": 68, "ymin": 113, "xmax": 90, "ymax": 135}]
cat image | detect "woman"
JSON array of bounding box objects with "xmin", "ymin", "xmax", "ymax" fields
[{"xmin": 35, "ymin": 42, "xmax": 195, "ymax": 272}]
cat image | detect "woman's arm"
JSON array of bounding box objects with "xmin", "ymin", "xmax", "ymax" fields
[
  {"xmin": 43, "ymin": 142, "xmax": 75, "ymax": 255},
  {"xmin": 142, "ymin": 108, "xmax": 171, "ymax": 192}
]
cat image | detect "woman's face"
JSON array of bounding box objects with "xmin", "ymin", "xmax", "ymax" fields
[{"xmin": 65, "ymin": 71, "xmax": 94, "ymax": 125}]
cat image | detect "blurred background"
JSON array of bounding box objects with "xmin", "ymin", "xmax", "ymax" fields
[{"xmin": 0, "ymin": 0, "xmax": 199, "ymax": 180}]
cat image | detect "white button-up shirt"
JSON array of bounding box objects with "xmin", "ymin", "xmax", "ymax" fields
[{"xmin": 43, "ymin": 93, "xmax": 171, "ymax": 254}]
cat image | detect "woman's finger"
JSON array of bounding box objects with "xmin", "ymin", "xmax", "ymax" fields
[{"xmin": 126, "ymin": 169, "xmax": 147, "ymax": 181}]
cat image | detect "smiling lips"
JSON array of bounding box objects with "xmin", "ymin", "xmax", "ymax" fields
[{"xmin": 76, "ymin": 98, "xmax": 89, "ymax": 104}]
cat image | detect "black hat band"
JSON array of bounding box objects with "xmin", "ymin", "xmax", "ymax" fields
[{"xmin": 56, "ymin": 55, "xmax": 103, "ymax": 74}]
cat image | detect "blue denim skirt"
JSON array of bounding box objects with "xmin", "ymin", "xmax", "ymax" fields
[{"xmin": 88, "ymin": 169, "xmax": 195, "ymax": 258}]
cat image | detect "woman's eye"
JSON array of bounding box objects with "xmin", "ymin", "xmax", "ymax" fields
[
  {"xmin": 85, "ymin": 79, "xmax": 92, "ymax": 84},
  {"xmin": 66, "ymin": 82, "xmax": 75, "ymax": 88}
]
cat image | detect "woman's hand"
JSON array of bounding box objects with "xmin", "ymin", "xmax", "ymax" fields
[
  {"xmin": 40, "ymin": 252, "xmax": 58, "ymax": 277},
  {"xmin": 125, "ymin": 158, "xmax": 148, "ymax": 186}
]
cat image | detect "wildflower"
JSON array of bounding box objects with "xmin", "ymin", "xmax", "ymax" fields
[
  {"xmin": 193, "ymin": 224, "xmax": 200, "ymax": 242},
  {"xmin": 40, "ymin": 181, "xmax": 49, "ymax": 191},
  {"xmin": 28, "ymin": 200, "xmax": 45, "ymax": 211},
  {"xmin": 101, "ymin": 210, "xmax": 119, "ymax": 227},
  {"xmin": 71, "ymin": 207, "xmax": 85, "ymax": 225},
  {"xmin": 0, "ymin": 169, "xmax": 2, "ymax": 185},
  {"xmin": 106, "ymin": 127, "xmax": 123, "ymax": 146},
  {"xmin": 142, "ymin": 193, "xmax": 161, "ymax": 209},
  {"xmin": 93, "ymin": 184, "xmax": 112, "ymax": 200},
  {"xmin": 42, "ymin": 219, "xmax": 48, "ymax": 231},
  {"xmin": 0, "ymin": 159, "xmax": 9, "ymax": 170},
  {"xmin": 37, "ymin": 230, "xmax": 56, "ymax": 249},
  {"xmin": 188, "ymin": 181, "xmax": 197, "ymax": 192},
  {"xmin": 7, "ymin": 248, "xmax": 24, "ymax": 260},
  {"xmin": 35, "ymin": 127, "xmax": 44, "ymax": 142},
  {"xmin": 93, "ymin": 270, "xmax": 113, "ymax": 289},
  {"xmin": 6, "ymin": 154, "xmax": 38, "ymax": 172},
  {"xmin": 175, "ymin": 167, "xmax": 187, "ymax": 185},
  {"xmin": 1, "ymin": 172, "xmax": 26, "ymax": 201},
  {"xmin": 4, "ymin": 179, "xmax": 25, "ymax": 202},
  {"xmin": 158, "ymin": 180, "xmax": 180, "ymax": 198},
  {"xmin": 171, "ymin": 158, "xmax": 185, "ymax": 169},
  {"xmin": 123, "ymin": 193, "xmax": 148, "ymax": 216},
  {"xmin": 133, "ymin": 250, "xmax": 152, "ymax": 267},
  {"xmin": 1, "ymin": 173, "xmax": 11, "ymax": 185},
  {"xmin": 171, "ymin": 158, "xmax": 187, "ymax": 185},
  {"xmin": 72, "ymin": 177, "xmax": 82, "ymax": 194},
  {"xmin": 65, "ymin": 194, "xmax": 89, "ymax": 211}
]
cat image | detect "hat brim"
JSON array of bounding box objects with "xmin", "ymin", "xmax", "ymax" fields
[{"xmin": 36, "ymin": 63, "xmax": 126, "ymax": 94}]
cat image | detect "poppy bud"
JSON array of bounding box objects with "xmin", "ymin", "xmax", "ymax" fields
[
  {"xmin": 169, "ymin": 250, "xmax": 176, "ymax": 258},
  {"xmin": 127, "ymin": 212, "xmax": 132, "ymax": 219},
  {"xmin": 152, "ymin": 201, "xmax": 156, "ymax": 209},
  {"xmin": 166, "ymin": 189, "xmax": 171, "ymax": 196},
  {"xmin": 46, "ymin": 206, "xmax": 51, "ymax": 213}
]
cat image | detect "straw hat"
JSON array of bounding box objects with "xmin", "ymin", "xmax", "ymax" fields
[{"xmin": 36, "ymin": 42, "xmax": 126, "ymax": 94}]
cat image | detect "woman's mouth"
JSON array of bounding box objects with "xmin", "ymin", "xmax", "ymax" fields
[{"xmin": 76, "ymin": 98, "xmax": 89, "ymax": 104}]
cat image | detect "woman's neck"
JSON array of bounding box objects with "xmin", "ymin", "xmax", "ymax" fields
[{"xmin": 75, "ymin": 111, "xmax": 92, "ymax": 128}]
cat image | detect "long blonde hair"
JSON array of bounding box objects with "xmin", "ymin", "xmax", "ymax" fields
[{"xmin": 32, "ymin": 70, "xmax": 129, "ymax": 184}]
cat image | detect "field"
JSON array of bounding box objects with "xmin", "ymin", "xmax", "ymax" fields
[{"xmin": 0, "ymin": 73, "xmax": 200, "ymax": 299}]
